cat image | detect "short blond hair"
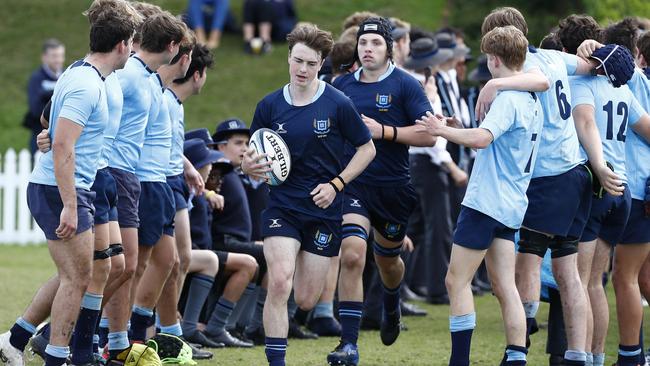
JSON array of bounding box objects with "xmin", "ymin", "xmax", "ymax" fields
[
  {"xmin": 482, "ymin": 7, "xmax": 528, "ymax": 36},
  {"xmin": 481, "ymin": 26, "xmax": 528, "ymax": 71}
]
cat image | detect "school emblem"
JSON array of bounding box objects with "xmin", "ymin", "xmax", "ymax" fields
[
  {"xmin": 228, "ymin": 120, "xmax": 239, "ymax": 129},
  {"xmin": 314, "ymin": 230, "xmax": 333, "ymax": 250},
  {"xmin": 376, "ymin": 93, "xmax": 392, "ymax": 111},
  {"xmin": 313, "ymin": 118, "xmax": 330, "ymax": 137},
  {"xmin": 385, "ymin": 223, "xmax": 401, "ymax": 237}
]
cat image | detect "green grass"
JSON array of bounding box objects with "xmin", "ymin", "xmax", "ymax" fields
[
  {"xmin": 2, "ymin": 244, "xmax": 649, "ymax": 365},
  {"xmin": 0, "ymin": 0, "xmax": 445, "ymax": 152}
]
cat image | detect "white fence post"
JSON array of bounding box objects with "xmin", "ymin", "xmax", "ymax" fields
[{"xmin": 0, "ymin": 148, "xmax": 45, "ymax": 245}]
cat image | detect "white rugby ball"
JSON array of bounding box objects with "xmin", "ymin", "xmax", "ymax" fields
[{"xmin": 249, "ymin": 128, "xmax": 291, "ymax": 185}]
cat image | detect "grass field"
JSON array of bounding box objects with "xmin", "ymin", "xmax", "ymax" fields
[
  {"xmin": 0, "ymin": 0, "xmax": 446, "ymax": 153},
  {"xmin": 1, "ymin": 244, "xmax": 648, "ymax": 365}
]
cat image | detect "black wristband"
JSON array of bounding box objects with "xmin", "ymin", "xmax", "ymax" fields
[
  {"xmin": 336, "ymin": 175, "xmax": 346, "ymax": 187},
  {"xmin": 329, "ymin": 181, "xmax": 341, "ymax": 193},
  {"xmin": 391, "ymin": 126, "xmax": 398, "ymax": 142},
  {"xmin": 381, "ymin": 124, "xmax": 385, "ymax": 140}
]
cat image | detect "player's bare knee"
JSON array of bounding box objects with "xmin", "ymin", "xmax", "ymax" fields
[
  {"xmin": 294, "ymin": 290, "xmax": 319, "ymax": 311},
  {"xmin": 341, "ymin": 247, "xmax": 365, "ymax": 273},
  {"xmin": 244, "ymin": 256, "xmax": 259, "ymax": 280}
]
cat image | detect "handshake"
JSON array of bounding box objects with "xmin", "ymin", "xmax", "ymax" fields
[{"xmin": 414, "ymin": 111, "xmax": 461, "ymax": 136}]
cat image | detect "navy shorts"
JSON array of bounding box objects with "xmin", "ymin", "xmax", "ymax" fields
[
  {"xmin": 261, "ymin": 207, "xmax": 342, "ymax": 257},
  {"xmin": 27, "ymin": 183, "xmax": 96, "ymax": 241},
  {"xmin": 166, "ymin": 174, "xmax": 189, "ymax": 211},
  {"xmin": 619, "ymin": 199, "xmax": 650, "ymax": 244},
  {"xmin": 522, "ymin": 164, "xmax": 592, "ymax": 238},
  {"xmin": 342, "ymin": 181, "xmax": 417, "ymax": 242},
  {"xmin": 453, "ymin": 206, "xmax": 517, "ymax": 250},
  {"xmin": 580, "ymin": 186, "xmax": 632, "ymax": 245},
  {"xmin": 108, "ymin": 167, "xmax": 141, "ymax": 228},
  {"xmin": 138, "ymin": 182, "xmax": 176, "ymax": 246},
  {"xmin": 92, "ymin": 168, "xmax": 119, "ymax": 225}
]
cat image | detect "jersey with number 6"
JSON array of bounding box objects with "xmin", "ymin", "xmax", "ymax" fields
[
  {"xmin": 461, "ymin": 90, "xmax": 543, "ymax": 229},
  {"xmin": 570, "ymin": 75, "xmax": 646, "ymax": 183},
  {"xmin": 524, "ymin": 47, "xmax": 584, "ymax": 178}
]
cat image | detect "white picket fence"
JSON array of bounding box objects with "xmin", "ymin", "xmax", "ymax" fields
[{"xmin": 0, "ymin": 149, "xmax": 45, "ymax": 245}]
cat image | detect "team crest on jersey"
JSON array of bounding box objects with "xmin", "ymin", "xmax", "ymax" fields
[
  {"xmin": 376, "ymin": 93, "xmax": 392, "ymax": 111},
  {"xmin": 313, "ymin": 118, "xmax": 331, "ymax": 137},
  {"xmin": 314, "ymin": 230, "xmax": 333, "ymax": 250},
  {"xmin": 384, "ymin": 223, "xmax": 401, "ymax": 237}
]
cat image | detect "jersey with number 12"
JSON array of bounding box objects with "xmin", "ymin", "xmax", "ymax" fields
[{"xmin": 570, "ymin": 75, "xmax": 646, "ymax": 183}]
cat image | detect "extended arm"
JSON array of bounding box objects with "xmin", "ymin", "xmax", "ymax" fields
[
  {"xmin": 475, "ymin": 69, "xmax": 550, "ymax": 121},
  {"xmin": 415, "ymin": 112, "xmax": 493, "ymax": 149},
  {"xmin": 361, "ymin": 114, "xmax": 436, "ymax": 147},
  {"xmin": 183, "ymin": 155, "xmax": 204, "ymax": 194},
  {"xmin": 572, "ymin": 104, "xmax": 624, "ymax": 196}
]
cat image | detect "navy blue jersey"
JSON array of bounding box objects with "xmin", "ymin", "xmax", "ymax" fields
[
  {"xmin": 212, "ymin": 170, "xmax": 252, "ymax": 241},
  {"xmin": 250, "ymin": 81, "xmax": 371, "ymax": 220},
  {"xmin": 241, "ymin": 175, "xmax": 269, "ymax": 241},
  {"xmin": 333, "ymin": 64, "xmax": 432, "ymax": 187}
]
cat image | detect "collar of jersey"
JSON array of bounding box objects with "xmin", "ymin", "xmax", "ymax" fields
[
  {"xmin": 70, "ymin": 59, "xmax": 105, "ymax": 81},
  {"xmin": 166, "ymin": 88, "xmax": 182, "ymax": 105},
  {"xmin": 131, "ymin": 54, "xmax": 155, "ymax": 74},
  {"xmin": 283, "ymin": 79, "xmax": 326, "ymax": 106},
  {"xmin": 354, "ymin": 62, "xmax": 395, "ymax": 82}
]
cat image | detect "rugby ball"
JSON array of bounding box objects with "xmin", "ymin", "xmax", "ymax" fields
[{"xmin": 249, "ymin": 128, "xmax": 291, "ymax": 185}]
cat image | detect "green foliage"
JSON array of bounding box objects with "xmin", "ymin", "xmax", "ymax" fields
[
  {"xmin": 0, "ymin": 0, "xmax": 444, "ymax": 152},
  {"xmin": 448, "ymin": 0, "xmax": 585, "ymax": 56},
  {"xmin": 583, "ymin": 0, "xmax": 650, "ymax": 24}
]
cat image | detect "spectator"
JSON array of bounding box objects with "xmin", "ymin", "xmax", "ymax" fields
[
  {"xmin": 185, "ymin": 0, "xmax": 230, "ymax": 49},
  {"xmin": 390, "ymin": 18, "xmax": 411, "ymax": 68},
  {"xmin": 24, "ymin": 39, "xmax": 64, "ymax": 154},
  {"xmin": 269, "ymin": 0, "xmax": 297, "ymax": 42},
  {"xmin": 183, "ymin": 137, "xmax": 257, "ymax": 348},
  {"xmin": 403, "ymin": 36, "xmax": 459, "ymax": 304},
  {"xmin": 242, "ymin": 0, "xmax": 274, "ymax": 54}
]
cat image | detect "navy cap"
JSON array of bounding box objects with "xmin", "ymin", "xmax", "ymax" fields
[
  {"xmin": 212, "ymin": 118, "xmax": 250, "ymax": 144},
  {"xmin": 185, "ymin": 128, "xmax": 217, "ymax": 146},
  {"xmin": 468, "ymin": 54, "xmax": 492, "ymax": 82},
  {"xmin": 590, "ymin": 44, "xmax": 635, "ymax": 88},
  {"xmin": 183, "ymin": 138, "xmax": 230, "ymax": 172}
]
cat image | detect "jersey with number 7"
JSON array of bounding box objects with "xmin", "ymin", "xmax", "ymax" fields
[
  {"xmin": 570, "ymin": 75, "xmax": 646, "ymax": 183},
  {"xmin": 461, "ymin": 90, "xmax": 543, "ymax": 229}
]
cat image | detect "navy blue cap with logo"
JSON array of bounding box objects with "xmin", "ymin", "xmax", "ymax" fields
[
  {"xmin": 590, "ymin": 44, "xmax": 635, "ymax": 88},
  {"xmin": 185, "ymin": 128, "xmax": 217, "ymax": 146},
  {"xmin": 212, "ymin": 118, "xmax": 250, "ymax": 144}
]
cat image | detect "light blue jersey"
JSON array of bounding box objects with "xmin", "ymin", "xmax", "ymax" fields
[
  {"xmin": 30, "ymin": 60, "xmax": 108, "ymax": 190},
  {"xmin": 571, "ymin": 75, "xmax": 646, "ymax": 183},
  {"xmin": 524, "ymin": 47, "xmax": 584, "ymax": 178},
  {"xmin": 108, "ymin": 56, "xmax": 155, "ymax": 173},
  {"xmin": 625, "ymin": 69, "xmax": 650, "ymax": 200},
  {"xmin": 462, "ymin": 90, "xmax": 543, "ymax": 229},
  {"xmin": 98, "ymin": 72, "xmax": 123, "ymax": 170},
  {"xmin": 165, "ymin": 88, "xmax": 185, "ymax": 177},
  {"xmin": 134, "ymin": 74, "xmax": 172, "ymax": 182}
]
